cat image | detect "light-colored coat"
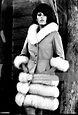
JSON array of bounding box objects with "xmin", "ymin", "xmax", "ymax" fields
[
  {"xmin": 14, "ymin": 23, "xmax": 69, "ymax": 109},
  {"xmin": 20, "ymin": 22, "xmax": 65, "ymax": 74}
]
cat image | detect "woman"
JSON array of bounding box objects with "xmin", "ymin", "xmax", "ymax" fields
[{"xmin": 14, "ymin": 3, "xmax": 69, "ymax": 115}]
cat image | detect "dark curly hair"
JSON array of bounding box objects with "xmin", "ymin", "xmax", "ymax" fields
[{"xmin": 32, "ymin": 3, "xmax": 57, "ymax": 24}]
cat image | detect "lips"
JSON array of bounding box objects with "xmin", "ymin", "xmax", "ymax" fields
[{"xmin": 40, "ymin": 20, "xmax": 44, "ymax": 22}]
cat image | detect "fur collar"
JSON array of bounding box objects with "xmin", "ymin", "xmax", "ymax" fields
[{"xmin": 27, "ymin": 22, "xmax": 58, "ymax": 45}]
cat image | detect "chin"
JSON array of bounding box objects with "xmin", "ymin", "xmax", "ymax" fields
[
  {"xmin": 39, "ymin": 21, "xmax": 46, "ymax": 25},
  {"xmin": 39, "ymin": 23, "xmax": 46, "ymax": 27}
]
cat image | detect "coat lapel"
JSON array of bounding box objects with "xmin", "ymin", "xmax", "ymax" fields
[{"xmin": 27, "ymin": 22, "xmax": 58, "ymax": 45}]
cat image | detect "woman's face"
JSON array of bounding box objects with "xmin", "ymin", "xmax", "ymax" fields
[{"xmin": 37, "ymin": 12, "xmax": 47, "ymax": 26}]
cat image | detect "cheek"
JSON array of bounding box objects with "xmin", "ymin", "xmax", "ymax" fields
[
  {"xmin": 36, "ymin": 17, "xmax": 39, "ymax": 22},
  {"xmin": 45, "ymin": 17, "xmax": 47, "ymax": 22}
]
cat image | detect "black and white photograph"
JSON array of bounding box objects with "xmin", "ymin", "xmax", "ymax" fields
[{"xmin": 0, "ymin": 0, "xmax": 78, "ymax": 114}]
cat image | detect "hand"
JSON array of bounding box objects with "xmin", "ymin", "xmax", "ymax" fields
[{"xmin": 22, "ymin": 64, "xmax": 29, "ymax": 73}]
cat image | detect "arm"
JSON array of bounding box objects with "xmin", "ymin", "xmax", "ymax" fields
[
  {"xmin": 20, "ymin": 37, "xmax": 29, "ymax": 57},
  {"xmin": 50, "ymin": 32, "xmax": 69, "ymax": 72},
  {"xmin": 53, "ymin": 32, "xmax": 65, "ymax": 59},
  {"xmin": 14, "ymin": 37, "xmax": 29, "ymax": 69}
]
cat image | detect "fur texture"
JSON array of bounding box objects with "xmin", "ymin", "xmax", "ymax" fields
[
  {"xmin": 50, "ymin": 57, "xmax": 69, "ymax": 72},
  {"xmin": 24, "ymin": 94, "xmax": 59, "ymax": 111},
  {"xmin": 29, "ymin": 84, "xmax": 59, "ymax": 98},
  {"xmin": 16, "ymin": 82, "xmax": 59, "ymax": 97},
  {"xmin": 19, "ymin": 72, "xmax": 59, "ymax": 86},
  {"xmin": 15, "ymin": 93, "xmax": 25, "ymax": 106},
  {"xmin": 14, "ymin": 55, "xmax": 29, "ymax": 69},
  {"xmin": 19, "ymin": 72, "xmax": 33, "ymax": 82},
  {"xmin": 17, "ymin": 82, "xmax": 29, "ymax": 94},
  {"xmin": 27, "ymin": 22, "xmax": 58, "ymax": 44}
]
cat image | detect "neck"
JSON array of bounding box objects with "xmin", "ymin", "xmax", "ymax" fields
[
  {"xmin": 39, "ymin": 24, "xmax": 46, "ymax": 30},
  {"xmin": 37, "ymin": 25, "xmax": 43, "ymax": 33},
  {"xmin": 39, "ymin": 25, "xmax": 42, "ymax": 30}
]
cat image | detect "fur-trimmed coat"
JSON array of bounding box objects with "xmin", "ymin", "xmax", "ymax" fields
[{"xmin": 20, "ymin": 22, "xmax": 65, "ymax": 74}]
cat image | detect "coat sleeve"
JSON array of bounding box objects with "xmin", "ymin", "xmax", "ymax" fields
[
  {"xmin": 14, "ymin": 37, "xmax": 29, "ymax": 69},
  {"xmin": 53, "ymin": 32, "xmax": 65, "ymax": 59},
  {"xmin": 50, "ymin": 32, "xmax": 69, "ymax": 72},
  {"xmin": 20, "ymin": 37, "xmax": 29, "ymax": 57}
]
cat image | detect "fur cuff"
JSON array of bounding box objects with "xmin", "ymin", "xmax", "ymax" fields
[
  {"xmin": 50, "ymin": 57, "xmax": 69, "ymax": 72},
  {"xmin": 14, "ymin": 56, "xmax": 29, "ymax": 69}
]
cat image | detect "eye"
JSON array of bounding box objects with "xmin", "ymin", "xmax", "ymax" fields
[
  {"xmin": 37, "ymin": 12, "xmax": 42, "ymax": 16},
  {"xmin": 37, "ymin": 12, "xmax": 44, "ymax": 16}
]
